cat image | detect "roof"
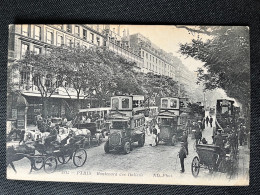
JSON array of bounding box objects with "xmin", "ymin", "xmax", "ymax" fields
[
  {"xmin": 78, "ymin": 107, "xmax": 111, "ymax": 113},
  {"xmin": 158, "ymin": 111, "xmax": 177, "ymax": 118},
  {"xmin": 111, "ymin": 95, "xmax": 144, "ymax": 101}
]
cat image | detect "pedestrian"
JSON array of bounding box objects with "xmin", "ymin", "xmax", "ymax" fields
[
  {"xmin": 150, "ymin": 125, "xmax": 158, "ymax": 146},
  {"xmin": 178, "ymin": 142, "xmax": 187, "ymax": 173},
  {"xmin": 198, "ymin": 120, "xmax": 202, "ymax": 130},
  {"xmin": 229, "ymin": 129, "xmax": 237, "ymax": 154},
  {"xmin": 214, "ymin": 129, "xmax": 224, "ymax": 148},
  {"xmin": 181, "ymin": 131, "xmax": 188, "ymax": 155},
  {"xmin": 209, "ymin": 116, "xmax": 213, "ymax": 128},
  {"xmin": 195, "ymin": 123, "xmax": 201, "ymax": 145},
  {"xmin": 206, "ymin": 116, "xmax": 209, "ymax": 127}
]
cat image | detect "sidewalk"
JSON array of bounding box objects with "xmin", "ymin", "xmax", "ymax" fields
[{"xmin": 237, "ymin": 144, "xmax": 250, "ymax": 180}]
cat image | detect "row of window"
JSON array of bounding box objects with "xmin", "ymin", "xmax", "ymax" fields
[
  {"xmin": 21, "ymin": 43, "xmax": 47, "ymax": 56},
  {"xmin": 20, "ymin": 71, "xmax": 73, "ymax": 89},
  {"xmin": 21, "ymin": 25, "xmax": 101, "ymax": 47},
  {"xmin": 142, "ymin": 50, "xmax": 165, "ymax": 65},
  {"xmin": 145, "ymin": 62, "xmax": 175, "ymax": 76},
  {"xmin": 142, "ymin": 50, "xmax": 175, "ymax": 71}
]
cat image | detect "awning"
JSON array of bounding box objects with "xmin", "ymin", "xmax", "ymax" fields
[{"xmin": 22, "ymin": 92, "xmax": 86, "ymax": 100}]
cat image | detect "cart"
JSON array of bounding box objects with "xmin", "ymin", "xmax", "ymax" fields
[
  {"xmin": 33, "ymin": 136, "xmax": 87, "ymax": 174},
  {"xmin": 191, "ymin": 144, "xmax": 238, "ymax": 178}
]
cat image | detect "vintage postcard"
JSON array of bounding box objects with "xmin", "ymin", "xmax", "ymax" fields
[{"xmin": 6, "ymin": 25, "xmax": 250, "ymax": 185}]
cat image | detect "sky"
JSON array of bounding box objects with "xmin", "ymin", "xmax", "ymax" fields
[
  {"xmin": 110, "ymin": 25, "xmax": 210, "ymax": 72},
  {"xmin": 109, "ymin": 25, "xmax": 232, "ymax": 101}
]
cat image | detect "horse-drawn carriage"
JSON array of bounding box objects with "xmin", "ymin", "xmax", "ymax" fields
[
  {"xmin": 73, "ymin": 122, "xmax": 103, "ymax": 146},
  {"xmin": 7, "ymin": 128, "xmax": 88, "ymax": 174},
  {"xmin": 191, "ymin": 144, "xmax": 238, "ymax": 178}
]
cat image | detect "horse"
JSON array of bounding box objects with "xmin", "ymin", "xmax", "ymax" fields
[{"xmin": 6, "ymin": 141, "xmax": 36, "ymax": 173}]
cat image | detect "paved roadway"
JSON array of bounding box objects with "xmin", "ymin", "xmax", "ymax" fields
[{"xmin": 7, "ymin": 111, "xmax": 249, "ymax": 185}]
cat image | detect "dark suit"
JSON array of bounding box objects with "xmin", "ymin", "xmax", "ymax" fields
[
  {"xmin": 209, "ymin": 117, "xmax": 213, "ymax": 127},
  {"xmin": 181, "ymin": 134, "xmax": 188, "ymax": 155},
  {"xmin": 179, "ymin": 146, "xmax": 187, "ymax": 172}
]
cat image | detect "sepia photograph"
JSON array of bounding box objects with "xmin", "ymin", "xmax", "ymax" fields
[{"xmin": 6, "ymin": 24, "xmax": 250, "ymax": 186}]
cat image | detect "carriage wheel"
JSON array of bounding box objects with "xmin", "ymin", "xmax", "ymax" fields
[
  {"xmin": 44, "ymin": 156, "xmax": 57, "ymax": 174},
  {"xmin": 33, "ymin": 156, "xmax": 44, "ymax": 170},
  {"xmin": 104, "ymin": 141, "xmax": 110, "ymax": 153},
  {"xmin": 191, "ymin": 156, "xmax": 200, "ymax": 177},
  {"xmin": 73, "ymin": 148, "xmax": 87, "ymax": 167},
  {"xmin": 218, "ymin": 159, "xmax": 227, "ymax": 173},
  {"xmin": 123, "ymin": 142, "xmax": 131, "ymax": 154},
  {"xmin": 155, "ymin": 135, "xmax": 159, "ymax": 146}
]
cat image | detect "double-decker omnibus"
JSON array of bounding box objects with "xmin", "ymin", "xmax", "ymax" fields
[
  {"xmin": 76, "ymin": 107, "xmax": 111, "ymax": 137},
  {"xmin": 215, "ymin": 99, "xmax": 235, "ymax": 135},
  {"xmin": 157, "ymin": 97, "xmax": 184, "ymax": 145},
  {"xmin": 104, "ymin": 95, "xmax": 146, "ymax": 154}
]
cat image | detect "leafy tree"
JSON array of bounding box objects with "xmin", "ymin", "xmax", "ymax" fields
[
  {"xmin": 90, "ymin": 48, "xmax": 142, "ymax": 106},
  {"xmin": 137, "ymin": 72, "xmax": 179, "ymax": 106},
  {"xmin": 179, "ymin": 26, "xmax": 250, "ymax": 116},
  {"xmin": 14, "ymin": 51, "xmax": 68, "ymax": 118}
]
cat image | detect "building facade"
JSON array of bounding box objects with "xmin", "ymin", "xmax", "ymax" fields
[
  {"xmin": 128, "ymin": 33, "xmax": 176, "ymax": 79},
  {"xmin": 8, "ymin": 24, "xmax": 107, "ymax": 125},
  {"xmin": 7, "ymin": 24, "xmax": 196, "ymax": 127}
]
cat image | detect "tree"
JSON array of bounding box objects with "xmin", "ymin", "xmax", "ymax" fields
[
  {"xmin": 179, "ymin": 26, "xmax": 250, "ymax": 116},
  {"xmin": 14, "ymin": 51, "xmax": 68, "ymax": 118},
  {"xmin": 137, "ymin": 72, "xmax": 179, "ymax": 106},
  {"xmin": 89, "ymin": 48, "xmax": 142, "ymax": 106}
]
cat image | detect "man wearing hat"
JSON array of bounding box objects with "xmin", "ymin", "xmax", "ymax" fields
[
  {"xmin": 214, "ymin": 129, "xmax": 224, "ymax": 148},
  {"xmin": 209, "ymin": 116, "xmax": 213, "ymax": 128},
  {"xmin": 181, "ymin": 131, "xmax": 188, "ymax": 155},
  {"xmin": 150, "ymin": 125, "xmax": 158, "ymax": 146},
  {"xmin": 178, "ymin": 142, "xmax": 187, "ymax": 173}
]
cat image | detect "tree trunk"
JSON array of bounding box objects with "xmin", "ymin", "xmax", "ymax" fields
[
  {"xmin": 75, "ymin": 92, "xmax": 81, "ymax": 112},
  {"xmin": 42, "ymin": 98, "xmax": 48, "ymax": 119}
]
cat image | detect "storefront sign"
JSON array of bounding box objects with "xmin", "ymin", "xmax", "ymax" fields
[
  {"xmin": 34, "ymin": 109, "xmax": 41, "ymax": 113},
  {"xmin": 17, "ymin": 120, "xmax": 24, "ymax": 127},
  {"xmin": 12, "ymin": 109, "xmax": 17, "ymax": 119}
]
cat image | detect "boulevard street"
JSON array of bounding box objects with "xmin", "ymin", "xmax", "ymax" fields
[{"xmin": 8, "ymin": 111, "xmax": 249, "ymax": 183}]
